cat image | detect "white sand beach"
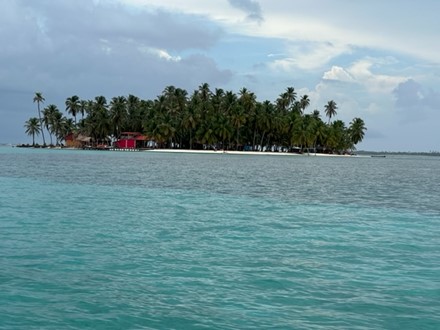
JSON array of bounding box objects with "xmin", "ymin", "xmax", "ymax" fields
[{"xmin": 146, "ymin": 149, "xmax": 359, "ymax": 157}]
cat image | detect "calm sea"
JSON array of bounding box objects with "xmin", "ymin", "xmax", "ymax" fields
[{"xmin": 0, "ymin": 147, "xmax": 439, "ymax": 329}]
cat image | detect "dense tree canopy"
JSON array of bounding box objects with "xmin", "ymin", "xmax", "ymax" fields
[{"xmin": 25, "ymin": 85, "xmax": 367, "ymax": 153}]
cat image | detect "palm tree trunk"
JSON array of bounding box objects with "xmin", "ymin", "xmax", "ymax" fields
[
  {"xmin": 37, "ymin": 102, "xmax": 46, "ymax": 145},
  {"xmin": 48, "ymin": 129, "xmax": 53, "ymax": 145},
  {"xmin": 252, "ymin": 123, "xmax": 257, "ymax": 150},
  {"xmin": 236, "ymin": 128, "xmax": 240, "ymax": 151},
  {"xmin": 259, "ymin": 132, "xmax": 266, "ymax": 151}
]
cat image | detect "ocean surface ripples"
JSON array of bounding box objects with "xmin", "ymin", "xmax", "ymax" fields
[{"xmin": 0, "ymin": 148, "xmax": 439, "ymax": 329}]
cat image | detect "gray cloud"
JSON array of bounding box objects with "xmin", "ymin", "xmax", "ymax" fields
[
  {"xmin": 228, "ymin": 0, "xmax": 263, "ymax": 23},
  {"xmin": 13, "ymin": 0, "xmax": 223, "ymax": 51},
  {"xmin": 393, "ymin": 79, "xmax": 422, "ymax": 109},
  {"xmin": 0, "ymin": 0, "xmax": 233, "ymax": 143},
  {"xmin": 1, "ymin": 0, "xmax": 228, "ymax": 89},
  {"xmin": 393, "ymin": 79, "xmax": 440, "ymax": 122}
]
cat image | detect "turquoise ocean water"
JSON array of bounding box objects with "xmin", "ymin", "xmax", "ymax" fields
[{"xmin": 0, "ymin": 147, "xmax": 439, "ymax": 329}]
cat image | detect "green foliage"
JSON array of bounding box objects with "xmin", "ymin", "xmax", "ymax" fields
[
  {"xmin": 24, "ymin": 117, "xmax": 41, "ymax": 146},
  {"xmin": 33, "ymin": 92, "xmax": 46, "ymax": 145},
  {"xmin": 27, "ymin": 84, "xmax": 367, "ymax": 152}
]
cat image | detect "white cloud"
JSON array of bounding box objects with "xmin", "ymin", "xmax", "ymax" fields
[
  {"xmin": 322, "ymin": 58, "xmax": 407, "ymax": 94},
  {"xmin": 267, "ymin": 53, "xmax": 284, "ymax": 58},
  {"xmin": 269, "ymin": 42, "xmax": 351, "ymax": 71},
  {"xmin": 120, "ymin": 0, "xmax": 244, "ymax": 23},
  {"xmin": 139, "ymin": 46, "xmax": 181, "ymax": 62},
  {"xmin": 349, "ymin": 59, "xmax": 407, "ymax": 93},
  {"xmin": 228, "ymin": 0, "xmax": 263, "ymax": 23},
  {"xmin": 122, "ymin": 0, "xmax": 440, "ymax": 64},
  {"xmin": 365, "ymin": 102, "xmax": 381, "ymax": 115},
  {"xmin": 1, "ymin": 0, "xmax": 439, "ymax": 151},
  {"xmin": 323, "ymin": 66, "xmax": 354, "ymax": 82}
]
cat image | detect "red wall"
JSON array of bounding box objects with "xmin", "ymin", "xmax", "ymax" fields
[{"xmin": 115, "ymin": 139, "xmax": 136, "ymax": 149}]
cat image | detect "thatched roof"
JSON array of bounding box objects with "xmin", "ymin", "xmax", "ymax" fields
[{"xmin": 76, "ymin": 134, "xmax": 91, "ymax": 142}]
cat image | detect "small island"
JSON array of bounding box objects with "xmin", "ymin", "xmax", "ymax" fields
[{"xmin": 23, "ymin": 84, "xmax": 366, "ymax": 154}]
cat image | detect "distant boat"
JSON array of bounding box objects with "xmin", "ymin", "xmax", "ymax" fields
[{"xmin": 371, "ymin": 155, "xmax": 386, "ymax": 158}]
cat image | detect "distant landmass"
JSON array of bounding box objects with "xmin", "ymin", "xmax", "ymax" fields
[{"xmin": 357, "ymin": 150, "xmax": 440, "ymax": 157}]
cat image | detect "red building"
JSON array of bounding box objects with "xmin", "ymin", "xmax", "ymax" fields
[{"xmin": 114, "ymin": 132, "xmax": 149, "ymax": 149}]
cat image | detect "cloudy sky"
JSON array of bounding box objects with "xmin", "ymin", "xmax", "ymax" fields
[{"xmin": 1, "ymin": 0, "xmax": 439, "ymax": 151}]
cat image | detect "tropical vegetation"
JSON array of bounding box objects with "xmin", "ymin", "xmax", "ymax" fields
[
  {"xmin": 24, "ymin": 84, "xmax": 367, "ymax": 153},
  {"xmin": 24, "ymin": 117, "xmax": 41, "ymax": 146},
  {"xmin": 33, "ymin": 92, "xmax": 46, "ymax": 145}
]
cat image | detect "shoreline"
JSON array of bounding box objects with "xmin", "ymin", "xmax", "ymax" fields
[
  {"xmin": 146, "ymin": 149, "xmax": 362, "ymax": 157},
  {"xmin": 4, "ymin": 144, "xmax": 438, "ymax": 156},
  {"xmin": 8, "ymin": 145, "xmax": 372, "ymax": 157}
]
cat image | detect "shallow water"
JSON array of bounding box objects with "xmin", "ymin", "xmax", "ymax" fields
[{"xmin": 1, "ymin": 147, "xmax": 439, "ymax": 329}]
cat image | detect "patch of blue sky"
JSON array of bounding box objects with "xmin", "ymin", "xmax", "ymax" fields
[{"xmin": 204, "ymin": 34, "xmax": 286, "ymax": 70}]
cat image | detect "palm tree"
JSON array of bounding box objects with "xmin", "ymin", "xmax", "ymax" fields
[
  {"xmin": 42, "ymin": 104, "xmax": 59, "ymax": 145},
  {"xmin": 285, "ymin": 87, "xmax": 297, "ymax": 110},
  {"xmin": 109, "ymin": 96, "xmax": 127, "ymax": 138},
  {"xmin": 24, "ymin": 117, "xmax": 41, "ymax": 146},
  {"xmin": 276, "ymin": 87, "xmax": 297, "ymax": 112},
  {"xmin": 266, "ymin": 106, "xmax": 284, "ymax": 149},
  {"xmin": 58, "ymin": 118, "xmax": 75, "ymax": 145},
  {"xmin": 313, "ymin": 121, "xmax": 327, "ymax": 152},
  {"xmin": 65, "ymin": 95, "xmax": 80, "ymax": 124},
  {"xmin": 299, "ymin": 95, "xmax": 310, "ymax": 115},
  {"xmin": 163, "ymin": 85, "xmax": 178, "ymax": 117},
  {"xmin": 181, "ymin": 104, "xmax": 198, "ymax": 149},
  {"xmin": 230, "ymin": 106, "xmax": 246, "ymax": 150},
  {"xmin": 214, "ymin": 114, "xmax": 232, "ymax": 149},
  {"xmin": 50, "ymin": 109, "xmax": 64, "ymax": 145},
  {"xmin": 311, "ymin": 109, "xmax": 321, "ymax": 120},
  {"xmin": 36, "ymin": 85, "xmax": 366, "ymax": 153},
  {"xmin": 199, "ymin": 83, "xmax": 211, "ymax": 103},
  {"xmin": 33, "ymin": 92, "xmax": 46, "ymax": 145},
  {"xmin": 328, "ymin": 120, "xmax": 349, "ymax": 153},
  {"xmin": 126, "ymin": 94, "xmax": 142, "ymax": 132},
  {"xmin": 324, "ymin": 100, "xmax": 338, "ymax": 124},
  {"xmin": 79, "ymin": 100, "xmax": 87, "ymax": 120},
  {"xmin": 256, "ymin": 100, "xmax": 273, "ymax": 150},
  {"xmin": 197, "ymin": 83, "xmax": 212, "ymax": 120},
  {"xmin": 290, "ymin": 114, "xmax": 307, "ymax": 150},
  {"xmin": 82, "ymin": 96, "xmax": 110, "ymax": 144},
  {"xmin": 158, "ymin": 120, "xmax": 176, "ymax": 148},
  {"xmin": 238, "ymin": 88, "xmax": 256, "ymax": 149},
  {"xmin": 92, "ymin": 96, "xmax": 110, "ymax": 143},
  {"xmin": 175, "ymin": 88, "xmax": 188, "ymax": 114},
  {"xmin": 349, "ymin": 118, "xmax": 367, "ymax": 146},
  {"xmin": 199, "ymin": 126, "xmax": 216, "ymax": 146}
]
